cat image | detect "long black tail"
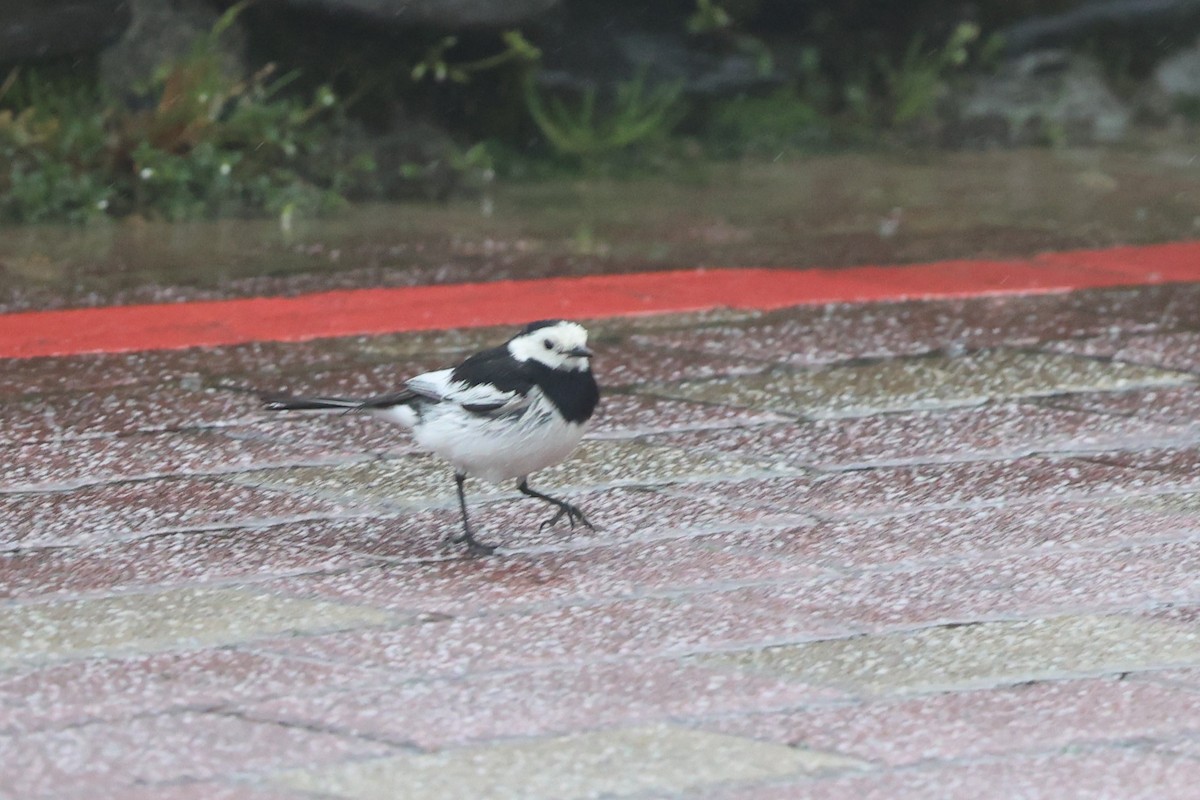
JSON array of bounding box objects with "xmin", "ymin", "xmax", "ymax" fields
[
  {"xmin": 259, "ymin": 394, "xmax": 359, "ymax": 412},
  {"xmin": 259, "ymin": 390, "xmax": 416, "ymax": 412}
]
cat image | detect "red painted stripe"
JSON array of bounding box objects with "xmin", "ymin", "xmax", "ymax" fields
[{"xmin": 2, "ymin": 241, "xmax": 1199, "ymax": 359}]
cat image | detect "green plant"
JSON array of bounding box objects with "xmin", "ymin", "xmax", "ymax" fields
[
  {"xmin": 411, "ymin": 30, "xmax": 541, "ymax": 84},
  {"xmin": 686, "ymin": 0, "xmax": 773, "ymax": 78},
  {"xmin": 687, "ymin": 0, "xmax": 732, "ymax": 34},
  {"xmin": 0, "ymin": 0, "xmax": 368, "ymax": 223},
  {"xmin": 707, "ymin": 86, "xmax": 830, "ymax": 156},
  {"xmin": 878, "ymin": 22, "xmax": 982, "ymax": 126},
  {"xmin": 522, "ymin": 72, "xmax": 685, "ymax": 161}
]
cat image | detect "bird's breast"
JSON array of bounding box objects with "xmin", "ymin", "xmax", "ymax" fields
[{"xmin": 412, "ymin": 392, "xmax": 588, "ymax": 483}]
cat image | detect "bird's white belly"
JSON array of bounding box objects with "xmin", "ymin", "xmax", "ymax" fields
[{"xmin": 411, "ymin": 398, "xmax": 586, "ymax": 484}]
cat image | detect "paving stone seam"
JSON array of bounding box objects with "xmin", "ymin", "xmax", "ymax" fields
[
  {"xmin": 226, "ymin": 465, "xmax": 807, "ymax": 513},
  {"xmin": 228, "ymin": 704, "xmax": 860, "ymax": 766},
  {"xmin": 663, "ymin": 741, "xmax": 1200, "ymax": 800},
  {"xmin": 790, "ymin": 489, "xmax": 1200, "ymax": 525},
  {"xmin": 0, "ymin": 453, "xmax": 376, "ymax": 495},
  {"xmin": 0, "ymin": 512, "xmax": 388, "ymax": 555},
  {"xmin": 643, "ymin": 385, "xmax": 1192, "ymax": 425},
  {"xmin": 0, "ymin": 599, "xmax": 412, "ymax": 668},
  {"xmin": 251, "ymin": 569, "xmax": 850, "ymax": 622},
  {"xmin": 236, "ymin": 537, "xmax": 1200, "ymax": 625},
  {"xmin": 684, "ymin": 667, "xmax": 1200, "ymax": 713},
  {"xmin": 759, "ymin": 434, "xmax": 1200, "ymax": 473},
  {"xmin": 236, "ymin": 605, "xmax": 1197, "ymax": 687},
  {"xmin": 212, "ymin": 707, "xmax": 425, "ymax": 753},
  {"xmin": 0, "ymin": 559, "xmax": 414, "ymax": 611},
  {"xmin": 216, "ymin": 665, "xmax": 1200, "ymax": 752},
  {"xmin": 0, "ymin": 701, "xmax": 245, "ymax": 738},
  {"xmin": 0, "ymin": 558, "xmax": 398, "ymax": 607},
  {"xmin": 718, "ymin": 486, "xmax": 1200, "ymax": 521},
  {"xmin": 9, "ymin": 513, "xmax": 1185, "ymax": 614},
  {"xmin": 3, "ymin": 415, "xmax": 288, "ymax": 448},
  {"xmin": 337, "ymin": 525, "xmax": 812, "ymax": 568},
  {"xmin": 1078, "ymin": 453, "xmax": 1200, "ymax": 477},
  {"xmin": 1034, "ymin": 393, "xmax": 1200, "ymax": 422},
  {"xmin": 230, "ymin": 527, "xmax": 1200, "ymax": 618},
  {"xmin": 467, "ymin": 521, "xmax": 814, "ymax": 559},
  {"xmin": 1147, "ymin": 739, "xmax": 1200, "ymax": 766},
  {"xmin": 785, "ymin": 530, "xmax": 1200, "ymax": 576},
  {"xmin": 678, "ymin": 671, "xmax": 1199, "ymax": 716},
  {"xmin": 1033, "ymin": 342, "xmax": 1200, "ymax": 376},
  {"xmin": 831, "ymin": 737, "xmax": 1200, "ymax": 774}
]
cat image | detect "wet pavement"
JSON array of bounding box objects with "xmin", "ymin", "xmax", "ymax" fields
[
  {"xmin": 4, "ymin": 281, "xmax": 1200, "ymax": 798},
  {"xmin": 6, "ymin": 147, "xmax": 1200, "ymax": 313}
]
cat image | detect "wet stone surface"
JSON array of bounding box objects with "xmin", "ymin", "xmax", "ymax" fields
[{"xmin": 4, "ymin": 283, "xmax": 1200, "ymax": 798}]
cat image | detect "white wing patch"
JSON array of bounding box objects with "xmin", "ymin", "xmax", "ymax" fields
[
  {"xmin": 404, "ymin": 369, "xmax": 456, "ymax": 400},
  {"xmin": 406, "ymin": 369, "xmax": 530, "ymax": 415}
]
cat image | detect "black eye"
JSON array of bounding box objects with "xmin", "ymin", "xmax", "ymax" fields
[{"xmin": 543, "ymin": 338, "xmax": 553, "ymax": 350}]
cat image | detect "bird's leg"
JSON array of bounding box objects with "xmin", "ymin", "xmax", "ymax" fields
[
  {"xmin": 450, "ymin": 472, "xmax": 496, "ymax": 556},
  {"xmin": 517, "ymin": 479, "xmax": 594, "ymax": 531}
]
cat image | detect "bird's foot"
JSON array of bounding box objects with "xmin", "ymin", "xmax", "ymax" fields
[
  {"xmin": 450, "ymin": 531, "xmax": 497, "ymax": 557},
  {"xmin": 538, "ymin": 501, "xmax": 594, "ymax": 531}
]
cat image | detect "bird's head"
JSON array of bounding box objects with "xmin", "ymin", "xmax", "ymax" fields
[{"xmin": 507, "ymin": 320, "xmax": 593, "ymax": 371}]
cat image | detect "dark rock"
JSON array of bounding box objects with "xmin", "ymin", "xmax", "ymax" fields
[
  {"xmin": 279, "ymin": 0, "xmax": 560, "ymax": 29},
  {"xmin": 537, "ymin": 4, "xmax": 770, "ymax": 96},
  {"xmin": 98, "ymin": 0, "xmax": 248, "ymax": 97},
  {"xmin": 0, "ymin": 0, "xmax": 130, "ymax": 63},
  {"xmin": 947, "ymin": 50, "xmax": 1130, "ymax": 147},
  {"xmin": 1155, "ymin": 38, "xmax": 1200, "ymax": 98},
  {"xmin": 998, "ymin": 0, "xmax": 1200, "ymax": 55}
]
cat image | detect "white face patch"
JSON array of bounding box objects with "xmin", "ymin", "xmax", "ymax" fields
[{"xmin": 507, "ymin": 321, "xmax": 592, "ymax": 371}]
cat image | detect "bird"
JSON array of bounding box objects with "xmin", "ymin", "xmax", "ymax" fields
[{"xmin": 260, "ymin": 319, "xmax": 600, "ymax": 555}]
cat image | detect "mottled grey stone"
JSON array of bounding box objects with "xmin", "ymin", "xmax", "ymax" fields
[
  {"xmin": 695, "ymin": 614, "xmax": 1200, "ymax": 696},
  {"xmin": 0, "ymin": 587, "xmax": 393, "ymax": 667},
  {"xmin": 648, "ymin": 349, "xmax": 1194, "ymax": 419},
  {"xmin": 272, "ymin": 724, "xmax": 863, "ymax": 799}
]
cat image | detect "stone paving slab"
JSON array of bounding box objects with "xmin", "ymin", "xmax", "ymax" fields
[
  {"xmin": 260, "ymin": 528, "xmax": 827, "ymax": 618},
  {"xmin": 1045, "ymin": 330, "xmax": 1200, "ymax": 373},
  {"xmin": 647, "ymin": 348, "xmax": 1193, "ymax": 419},
  {"xmin": 748, "ymin": 499, "xmax": 1200, "ymax": 571},
  {"xmin": 241, "ymin": 658, "xmax": 847, "ymax": 750},
  {"xmin": 6, "ymin": 283, "xmax": 1200, "ymax": 799},
  {"xmin": 248, "ymin": 591, "xmax": 851, "ymax": 680},
  {"xmin": 0, "ymin": 647, "xmax": 387, "ymax": 735},
  {"xmin": 0, "ymin": 523, "xmax": 380, "ymax": 602},
  {"xmin": 646, "ymin": 398, "xmax": 1200, "ymax": 471},
  {"xmin": 693, "ymin": 612, "xmax": 1200, "ymax": 696},
  {"xmin": 671, "ymin": 453, "xmax": 1200, "ymax": 520},
  {"xmin": 0, "ymin": 476, "xmax": 366, "ymax": 550},
  {"xmin": 1049, "ymin": 384, "xmax": 1200, "ymax": 426},
  {"xmin": 270, "ymin": 724, "xmax": 863, "ymax": 800},
  {"xmin": 702, "ymin": 674, "xmax": 1200, "ymax": 767},
  {"xmin": 629, "ymin": 283, "xmax": 1200, "ymax": 369},
  {"xmin": 0, "ymin": 430, "xmax": 369, "ymax": 494},
  {"xmin": 696, "ymin": 747, "xmax": 1200, "ymax": 800},
  {"xmin": 2, "ymin": 711, "xmax": 393, "ymax": 799},
  {"xmin": 698, "ymin": 541, "xmax": 1200, "ymax": 635},
  {"xmin": 0, "ymin": 587, "xmax": 393, "ymax": 669},
  {"xmin": 1, "ymin": 385, "xmax": 260, "ymax": 445}
]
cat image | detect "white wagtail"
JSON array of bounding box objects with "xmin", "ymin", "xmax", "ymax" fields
[{"xmin": 261, "ymin": 320, "xmax": 600, "ymax": 555}]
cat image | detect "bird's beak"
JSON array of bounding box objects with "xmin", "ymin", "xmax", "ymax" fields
[{"xmin": 568, "ymin": 345, "xmax": 593, "ymax": 358}]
